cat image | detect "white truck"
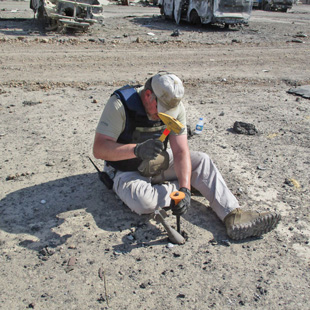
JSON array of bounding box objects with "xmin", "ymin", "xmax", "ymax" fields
[{"xmin": 159, "ymin": 0, "xmax": 253, "ymax": 27}]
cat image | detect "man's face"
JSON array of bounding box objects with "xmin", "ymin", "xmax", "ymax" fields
[{"xmin": 144, "ymin": 90, "xmax": 160, "ymax": 121}]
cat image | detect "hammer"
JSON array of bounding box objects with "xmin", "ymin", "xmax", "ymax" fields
[
  {"xmin": 158, "ymin": 113, "xmax": 185, "ymax": 141},
  {"xmin": 138, "ymin": 112, "xmax": 185, "ymax": 174}
]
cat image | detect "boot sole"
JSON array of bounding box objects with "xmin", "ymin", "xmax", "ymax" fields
[{"xmin": 227, "ymin": 213, "xmax": 281, "ymax": 240}]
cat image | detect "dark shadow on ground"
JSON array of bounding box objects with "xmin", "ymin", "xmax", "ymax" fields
[
  {"xmin": 130, "ymin": 15, "xmax": 241, "ymax": 34},
  {"xmin": 0, "ymin": 18, "xmax": 46, "ymax": 36},
  {"xmin": 0, "ymin": 172, "xmax": 237, "ymax": 253}
]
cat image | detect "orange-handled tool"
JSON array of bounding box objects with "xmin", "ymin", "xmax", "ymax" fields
[{"xmin": 170, "ymin": 191, "xmax": 185, "ymax": 233}]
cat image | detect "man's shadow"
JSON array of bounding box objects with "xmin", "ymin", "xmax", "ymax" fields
[{"xmin": 0, "ymin": 173, "xmax": 226, "ymax": 253}]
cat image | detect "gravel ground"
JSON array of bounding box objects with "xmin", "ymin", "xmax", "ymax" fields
[{"xmin": 0, "ymin": 1, "xmax": 310, "ymax": 309}]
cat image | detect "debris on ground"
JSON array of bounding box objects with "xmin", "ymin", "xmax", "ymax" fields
[
  {"xmin": 233, "ymin": 121, "xmax": 258, "ymax": 135},
  {"xmin": 287, "ymin": 85, "xmax": 310, "ymax": 99}
]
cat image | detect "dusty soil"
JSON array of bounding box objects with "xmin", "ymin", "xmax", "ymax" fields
[{"xmin": 1, "ymin": 1, "xmax": 310, "ymax": 309}]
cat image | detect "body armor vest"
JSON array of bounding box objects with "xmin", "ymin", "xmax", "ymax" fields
[{"xmin": 106, "ymin": 86, "xmax": 166, "ymax": 171}]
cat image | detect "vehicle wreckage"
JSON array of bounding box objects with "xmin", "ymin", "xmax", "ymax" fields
[
  {"xmin": 30, "ymin": 0, "xmax": 105, "ymax": 31},
  {"xmin": 159, "ymin": 0, "xmax": 253, "ymax": 27}
]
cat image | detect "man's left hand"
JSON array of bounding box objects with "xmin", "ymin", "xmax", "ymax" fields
[{"xmin": 171, "ymin": 187, "xmax": 191, "ymax": 216}]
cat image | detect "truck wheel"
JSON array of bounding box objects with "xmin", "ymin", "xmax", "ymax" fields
[
  {"xmin": 190, "ymin": 10, "xmax": 201, "ymax": 26},
  {"xmin": 263, "ymin": 2, "xmax": 271, "ymax": 11}
]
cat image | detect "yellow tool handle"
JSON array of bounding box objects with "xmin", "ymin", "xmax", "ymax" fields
[{"xmin": 158, "ymin": 128, "xmax": 171, "ymax": 142}]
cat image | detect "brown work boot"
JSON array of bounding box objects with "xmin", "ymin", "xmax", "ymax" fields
[{"xmin": 224, "ymin": 208, "xmax": 281, "ymax": 240}]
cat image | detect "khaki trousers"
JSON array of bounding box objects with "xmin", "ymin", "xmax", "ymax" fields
[{"xmin": 112, "ymin": 150, "xmax": 239, "ymax": 221}]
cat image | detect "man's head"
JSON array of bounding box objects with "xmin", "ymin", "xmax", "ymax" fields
[{"xmin": 143, "ymin": 72, "xmax": 184, "ymax": 120}]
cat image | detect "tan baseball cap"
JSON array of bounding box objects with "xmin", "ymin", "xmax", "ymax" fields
[{"xmin": 151, "ymin": 73, "xmax": 184, "ymax": 118}]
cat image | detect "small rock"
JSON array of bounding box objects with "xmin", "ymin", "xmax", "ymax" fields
[
  {"xmin": 6, "ymin": 174, "xmax": 16, "ymax": 180},
  {"xmin": 45, "ymin": 162, "xmax": 55, "ymax": 167},
  {"xmin": 233, "ymin": 121, "xmax": 258, "ymax": 135},
  {"xmin": 67, "ymin": 257, "xmax": 76, "ymax": 266},
  {"xmin": 171, "ymin": 29, "xmax": 180, "ymax": 37},
  {"xmin": 221, "ymin": 240, "xmax": 231, "ymax": 246},
  {"xmin": 127, "ymin": 234, "xmax": 134, "ymax": 241},
  {"xmin": 167, "ymin": 243, "xmax": 174, "ymax": 248},
  {"xmin": 291, "ymin": 39, "xmax": 304, "ymax": 43},
  {"xmin": 257, "ymin": 166, "xmax": 267, "ymax": 170}
]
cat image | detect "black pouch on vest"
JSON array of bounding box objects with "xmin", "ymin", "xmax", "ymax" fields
[{"xmin": 138, "ymin": 151, "xmax": 169, "ymax": 177}]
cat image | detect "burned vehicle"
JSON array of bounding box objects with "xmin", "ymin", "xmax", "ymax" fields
[
  {"xmin": 159, "ymin": 0, "xmax": 253, "ymax": 27},
  {"xmin": 253, "ymin": 0, "xmax": 293, "ymax": 12},
  {"xmin": 30, "ymin": 0, "xmax": 105, "ymax": 31}
]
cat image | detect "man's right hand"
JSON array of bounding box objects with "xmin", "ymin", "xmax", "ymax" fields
[{"xmin": 134, "ymin": 139, "xmax": 164, "ymax": 160}]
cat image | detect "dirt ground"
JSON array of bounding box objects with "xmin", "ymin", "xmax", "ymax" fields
[{"xmin": 0, "ymin": 1, "xmax": 310, "ymax": 309}]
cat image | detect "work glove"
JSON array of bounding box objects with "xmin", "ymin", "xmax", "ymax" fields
[
  {"xmin": 171, "ymin": 187, "xmax": 191, "ymax": 216},
  {"xmin": 134, "ymin": 139, "xmax": 164, "ymax": 161}
]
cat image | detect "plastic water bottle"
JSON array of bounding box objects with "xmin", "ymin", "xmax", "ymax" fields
[{"xmin": 194, "ymin": 117, "xmax": 204, "ymax": 134}]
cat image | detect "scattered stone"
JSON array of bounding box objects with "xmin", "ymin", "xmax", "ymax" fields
[
  {"xmin": 257, "ymin": 166, "xmax": 267, "ymax": 170},
  {"xmin": 233, "ymin": 121, "xmax": 258, "ymax": 135},
  {"xmin": 221, "ymin": 240, "xmax": 231, "ymax": 246},
  {"xmin": 6, "ymin": 174, "xmax": 16, "ymax": 180},
  {"xmin": 171, "ymin": 29, "xmax": 180, "ymax": 37},
  {"xmin": 97, "ymin": 294, "xmax": 106, "ymax": 303},
  {"xmin": 167, "ymin": 243, "xmax": 174, "ymax": 248},
  {"xmin": 294, "ymin": 33, "xmax": 307, "ymax": 38},
  {"xmin": 284, "ymin": 178, "xmax": 300, "ymax": 189},
  {"xmin": 113, "ymin": 250, "xmax": 122, "ymax": 255},
  {"xmin": 289, "ymin": 39, "xmax": 304, "ymax": 43},
  {"xmin": 209, "ymin": 239, "xmax": 218, "ymax": 245},
  {"xmin": 127, "ymin": 234, "xmax": 134, "ymax": 241}
]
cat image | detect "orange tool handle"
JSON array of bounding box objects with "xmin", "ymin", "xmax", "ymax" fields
[
  {"xmin": 159, "ymin": 128, "xmax": 171, "ymax": 142},
  {"xmin": 170, "ymin": 191, "xmax": 185, "ymax": 205}
]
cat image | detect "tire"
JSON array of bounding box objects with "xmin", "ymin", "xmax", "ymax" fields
[
  {"xmin": 263, "ymin": 2, "xmax": 271, "ymax": 11},
  {"xmin": 189, "ymin": 10, "xmax": 201, "ymax": 26}
]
